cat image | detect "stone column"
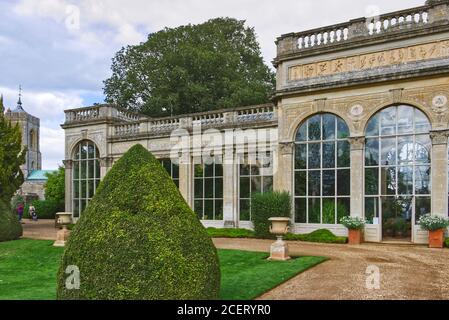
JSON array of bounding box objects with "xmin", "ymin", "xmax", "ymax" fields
[
  {"xmin": 63, "ymin": 160, "xmax": 73, "ymax": 213},
  {"xmin": 99, "ymin": 157, "xmax": 114, "ymax": 179},
  {"xmin": 222, "ymin": 150, "xmax": 237, "ymax": 228},
  {"xmin": 179, "ymin": 153, "xmax": 193, "ymax": 207},
  {"xmin": 274, "ymin": 141, "xmax": 294, "ymax": 194},
  {"xmin": 430, "ymin": 130, "xmax": 449, "ymax": 217},
  {"xmin": 348, "ymin": 136, "xmax": 365, "ymax": 218}
]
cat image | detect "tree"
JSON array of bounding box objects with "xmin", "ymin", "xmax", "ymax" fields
[
  {"xmin": 104, "ymin": 18, "xmax": 275, "ymax": 117},
  {"xmin": 57, "ymin": 145, "xmax": 220, "ymax": 300},
  {"xmin": 45, "ymin": 166, "xmax": 65, "ymax": 206},
  {"xmin": 0, "ymin": 95, "xmax": 26, "ymax": 204}
]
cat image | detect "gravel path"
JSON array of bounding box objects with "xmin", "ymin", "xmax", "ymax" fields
[
  {"xmin": 21, "ymin": 219, "xmax": 58, "ymax": 240},
  {"xmin": 213, "ymin": 238, "xmax": 449, "ymax": 300}
]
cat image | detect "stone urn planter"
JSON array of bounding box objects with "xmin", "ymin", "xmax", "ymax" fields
[
  {"xmin": 417, "ymin": 214, "xmax": 449, "ymax": 249},
  {"xmin": 54, "ymin": 212, "xmax": 73, "ymax": 247},
  {"xmin": 268, "ymin": 217, "xmax": 291, "ymax": 261}
]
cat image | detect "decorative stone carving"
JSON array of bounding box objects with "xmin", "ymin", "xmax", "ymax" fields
[
  {"xmin": 390, "ymin": 89, "xmax": 404, "ymax": 104},
  {"xmin": 349, "ymin": 104, "xmax": 364, "ymax": 118},
  {"xmin": 62, "ymin": 160, "xmax": 73, "ymax": 170},
  {"xmin": 99, "ymin": 157, "xmax": 114, "ymax": 168},
  {"xmin": 348, "ymin": 136, "xmax": 365, "ymax": 151},
  {"xmin": 430, "ymin": 130, "xmax": 449, "ymax": 145},
  {"xmin": 278, "ymin": 142, "xmax": 294, "ymax": 155},
  {"xmin": 432, "ymin": 95, "xmax": 448, "ymax": 113}
]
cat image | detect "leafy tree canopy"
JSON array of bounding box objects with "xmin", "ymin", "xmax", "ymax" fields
[
  {"xmin": 104, "ymin": 18, "xmax": 275, "ymax": 117},
  {"xmin": 45, "ymin": 166, "xmax": 65, "ymax": 205}
]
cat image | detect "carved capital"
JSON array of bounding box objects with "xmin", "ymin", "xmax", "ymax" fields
[
  {"xmin": 99, "ymin": 156, "xmax": 114, "ymax": 168},
  {"xmin": 430, "ymin": 130, "xmax": 449, "ymax": 145},
  {"xmin": 63, "ymin": 159, "xmax": 73, "ymax": 170},
  {"xmin": 278, "ymin": 142, "xmax": 295, "ymax": 155},
  {"xmin": 348, "ymin": 136, "xmax": 365, "ymax": 151}
]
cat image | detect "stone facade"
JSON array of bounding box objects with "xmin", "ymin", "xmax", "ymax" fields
[{"xmin": 63, "ymin": 0, "xmax": 449, "ymax": 243}]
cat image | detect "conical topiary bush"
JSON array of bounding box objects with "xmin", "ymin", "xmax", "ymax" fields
[
  {"xmin": 57, "ymin": 144, "xmax": 220, "ymax": 300},
  {"xmin": 0, "ymin": 200, "xmax": 22, "ymax": 242}
]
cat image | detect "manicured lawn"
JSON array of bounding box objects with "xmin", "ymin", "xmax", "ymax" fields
[{"xmin": 0, "ymin": 239, "xmax": 325, "ymax": 300}]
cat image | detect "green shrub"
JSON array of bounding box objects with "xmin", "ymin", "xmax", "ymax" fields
[
  {"xmin": 340, "ymin": 216, "xmax": 366, "ymax": 230},
  {"xmin": 207, "ymin": 228, "xmax": 255, "ymax": 238},
  {"xmin": 284, "ymin": 229, "xmax": 347, "ymax": 244},
  {"xmin": 251, "ymin": 192, "xmax": 291, "ymax": 239},
  {"xmin": 57, "ymin": 144, "xmax": 220, "ymax": 300},
  {"xmin": 445, "ymin": 238, "xmax": 449, "ymax": 248},
  {"xmin": 418, "ymin": 214, "xmax": 449, "ymax": 231},
  {"xmin": 0, "ymin": 200, "xmax": 22, "ymax": 242},
  {"xmin": 27, "ymin": 199, "xmax": 63, "ymax": 220}
]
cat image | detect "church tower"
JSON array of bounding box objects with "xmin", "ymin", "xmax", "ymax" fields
[{"xmin": 4, "ymin": 87, "xmax": 42, "ymax": 178}]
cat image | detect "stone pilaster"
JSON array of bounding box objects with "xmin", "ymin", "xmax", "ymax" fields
[
  {"xmin": 275, "ymin": 141, "xmax": 294, "ymax": 194},
  {"xmin": 63, "ymin": 160, "xmax": 73, "ymax": 213},
  {"xmin": 348, "ymin": 136, "xmax": 365, "ymax": 218},
  {"xmin": 179, "ymin": 153, "xmax": 193, "ymax": 207},
  {"xmin": 99, "ymin": 156, "xmax": 114, "ymax": 179},
  {"xmin": 222, "ymin": 151, "xmax": 237, "ymax": 228},
  {"xmin": 430, "ymin": 130, "xmax": 449, "ymax": 217}
]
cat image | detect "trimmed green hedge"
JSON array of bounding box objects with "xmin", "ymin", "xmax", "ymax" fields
[
  {"xmin": 251, "ymin": 192, "xmax": 291, "ymax": 239},
  {"xmin": 207, "ymin": 228, "xmax": 256, "ymax": 238},
  {"xmin": 445, "ymin": 238, "xmax": 449, "ymax": 248},
  {"xmin": 57, "ymin": 144, "xmax": 220, "ymax": 300},
  {"xmin": 284, "ymin": 229, "xmax": 348, "ymax": 244},
  {"xmin": 0, "ymin": 200, "xmax": 22, "ymax": 242},
  {"xmin": 25, "ymin": 199, "xmax": 63, "ymax": 220}
]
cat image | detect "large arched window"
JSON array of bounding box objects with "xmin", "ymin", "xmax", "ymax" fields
[
  {"xmin": 364, "ymin": 105, "xmax": 431, "ymax": 241},
  {"xmin": 72, "ymin": 140, "xmax": 101, "ymax": 218},
  {"xmin": 294, "ymin": 114, "xmax": 351, "ymax": 224}
]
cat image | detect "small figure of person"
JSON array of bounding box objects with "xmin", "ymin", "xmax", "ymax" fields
[
  {"xmin": 17, "ymin": 203, "xmax": 24, "ymax": 222},
  {"xmin": 29, "ymin": 205, "xmax": 38, "ymax": 221}
]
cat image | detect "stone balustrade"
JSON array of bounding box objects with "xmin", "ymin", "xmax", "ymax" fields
[
  {"xmin": 64, "ymin": 104, "xmax": 142, "ymax": 124},
  {"xmin": 276, "ymin": 0, "xmax": 448, "ymax": 58}
]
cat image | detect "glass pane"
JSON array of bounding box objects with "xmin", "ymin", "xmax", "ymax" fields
[
  {"xmin": 194, "ymin": 200, "xmax": 203, "ymax": 220},
  {"xmin": 397, "ymin": 106, "xmax": 414, "ymax": 134},
  {"xmin": 364, "ymin": 197, "xmax": 379, "ymax": 224},
  {"xmin": 415, "ymin": 197, "xmax": 431, "ymax": 222},
  {"xmin": 87, "ymin": 180, "xmax": 95, "ymax": 198},
  {"xmin": 262, "ymin": 176, "xmax": 273, "ymax": 193},
  {"xmin": 365, "ymin": 139, "xmax": 379, "ymax": 166},
  {"xmin": 80, "ymin": 161, "xmax": 87, "ymax": 179},
  {"xmin": 215, "ymin": 200, "xmax": 223, "ymax": 220},
  {"xmin": 215, "ymin": 164, "xmax": 223, "ymax": 177},
  {"xmin": 308, "ymin": 115, "xmax": 321, "ymax": 141},
  {"xmin": 308, "ymin": 198, "xmax": 321, "ymax": 223},
  {"xmin": 240, "ymin": 177, "xmax": 250, "ymax": 199},
  {"xmin": 81, "ymin": 180, "xmax": 87, "ymax": 198},
  {"xmin": 295, "ymin": 144, "xmax": 307, "ymax": 169},
  {"xmin": 308, "ymin": 171, "xmax": 321, "ymax": 196},
  {"xmin": 397, "ymin": 136, "xmax": 414, "ymax": 165},
  {"xmin": 415, "ymin": 109, "xmax": 430, "ymax": 134},
  {"xmin": 322, "ymin": 198, "xmax": 335, "ymax": 224},
  {"xmin": 295, "ymin": 171, "xmax": 306, "ymax": 196},
  {"xmin": 398, "ymin": 166, "xmax": 413, "ymax": 195},
  {"xmin": 205, "ymin": 178, "xmax": 214, "ymax": 198},
  {"xmin": 194, "ymin": 164, "xmax": 204, "ymax": 178},
  {"xmin": 295, "ymin": 198, "xmax": 307, "ymax": 223},
  {"xmin": 240, "ymin": 163, "xmax": 250, "ymax": 176},
  {"xmin": 337, "ymin": 141, "xmax": 350, "ymax": 168},
  {"xmin": 296, "ymin": 123, "xmax": 307, "ymax": 142},
  {"xmin": 204, "ymin": 200, "xmax": 214, "ymax": 221},
  {"xmin": 365, "ymin": 168, "xmax": 379, "ymax": 195},
  {"xmin": 323, "ymin": 114, "xmax": 336, "ymax": 140},
  {"xmin": 380, "ymin": 167, "xmax": 396, "ymax": 195},
  {"xmin": 308, "ymin": 143, "xmax": 321, "ymax": 169},
  {"xmin": 88, "ymin": 160, "xmax": 94, "ymax": 179},
  {"xmin": 415, "ymin": 135, "xmax": 431, "ymax": 164},
  {"xmin": 172, "ymin": 164, "xmax": 179, "ymax": 179},
  {"xmin": 205, "ymin": 164, "xmax": 214, "ymax": 177},
  {"xmin": 73, "ymin": 200, "xmax": 80, "ymax": 218},
  {"xmin": 337, "ymin": 198, "xmax": 350, "ymax": 223},
  {"xmin": 322, "ymin": 170, "xmax": 335, "ymax": 196},
  {"xmin": 251, "ymin": 176, "xmax": 262, "ymax": 194},
  {"xmin": 366, "ymin": 114, "xmax": 379, "ymax": 137},
  {"xmin": 87, "ymin": 143, "xmax": 95, "ymax": 159},
  {"xmin": 81, "ymin": 144, "xmax": 88, "ymax": 160},
  {"xmin": 322, "ymin": 142, "xmax": 335, "ymax": 168},
  {"xmin": 95, "ymin": 160, "xmax": 100, "ymax": 179},
  {"xmin": 194, "ymin": 179, "xmax": 203, "ymax": 198},
  {"xmin": 380, "ymin": 107, "xmax": 396, "ymax": 136},
  {"xmin": 215, "ymin": 178, "xmax": 223, "ymax": 198},
  {"xmin": 240, "ymin": 200, "xmax": 250, "ymax": 221},
  {"xmin": 415, "ymin": 166, "xmax": 431, "ymax": 195},
  {"xmin": 381, "ymin": 137, "xmax": 396, "ymax": 166},
  {"xmin": 73, "ymin": 162, "xmax": 79, "ymax": 180},
  {"xmin": 381, "ymin": 196, "xmax": 398, "ymax": 227},
  {"xmin": 337, "ymin": 118, "xmax": 349, "ymax": 139},
  {"xmin": 73, "ymin": 181, "xmax": 80, "ymax": 198},
  {"xmin": 250, "ymin": 164, "xmax": 260, "ymax": 176},
  {"xmin": 337, "ymin": 169, "xmax": 350, "ymax": 196}
]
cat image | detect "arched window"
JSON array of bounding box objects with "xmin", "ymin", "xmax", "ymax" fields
[
  {"xmin": 72, "ymin": 140, "xmax": 101, "ymax": 218},
  {"xmin": 294, "ymin": 114, "xmax": 351, "ymax": 224},
  {"xmin": 364, "ymin": 105, "xmax": 431, "ymax": 241}
]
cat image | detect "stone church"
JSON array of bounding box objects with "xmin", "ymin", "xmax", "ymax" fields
[
  {"xmin": 62, "ymin": 0, "xmax": 449, "ymax": 244},
  {"xmin": 3, "ymin": 91, "xmax": 52, "ymax": 200}
]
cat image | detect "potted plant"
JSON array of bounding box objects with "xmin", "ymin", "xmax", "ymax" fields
[
  {"xmin": 340, "ymin": 216, "xmax": 366, "ymax": 245},
  {"xmin": 418, "ymin": 214, "xmax": 449, "ymax": 248}
]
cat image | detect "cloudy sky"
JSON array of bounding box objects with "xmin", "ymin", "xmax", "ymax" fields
[{"xmin": 0, "ymin": 0, "xmax": 424, "ymax": 169}]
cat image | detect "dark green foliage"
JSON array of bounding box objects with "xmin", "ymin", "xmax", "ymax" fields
[
  {"xmin": 445, "ymin": 238, "xmax": 449, "ymax": 248},
  {"xmin": 251, "ymin": 192, "xmax": 291, "ymax": 239},
  {"xmin": 284, "ymin": 229, "xmax": 348, "ymax": 244},
  {"xmin": 44, "ymin": 167, "xmax": 65, "ymax": 208},
  {"xmin": 0, "ymin": 200, "xmax": 22, "ymax": 242},
  {"xmin": 27, "ymin": 199, "xmax": 63, "ymax": 219},
  {"xmin": 207, "ymin": 228, "xmax": 255, "ymax": 239},
  {"xmin": 104, "ymin": 18, "xmax": 275, "ymax": 117},
  {"xmin": 57, "ymin": 144, "xmax": 220, "ymax": 300}
]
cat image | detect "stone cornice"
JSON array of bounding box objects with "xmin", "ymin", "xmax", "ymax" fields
[{"xmin": 430, "ymin": 130, "xmax": 449, "ymax": 145}]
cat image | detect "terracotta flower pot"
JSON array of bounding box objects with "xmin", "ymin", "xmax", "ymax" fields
[
  {"xmin": 428, "ymin": 229, "xmax": 445, "ymax": 249},
  {"xmin": 348, "ymin": 229, "xmax": 362, "ymax": 245}
]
